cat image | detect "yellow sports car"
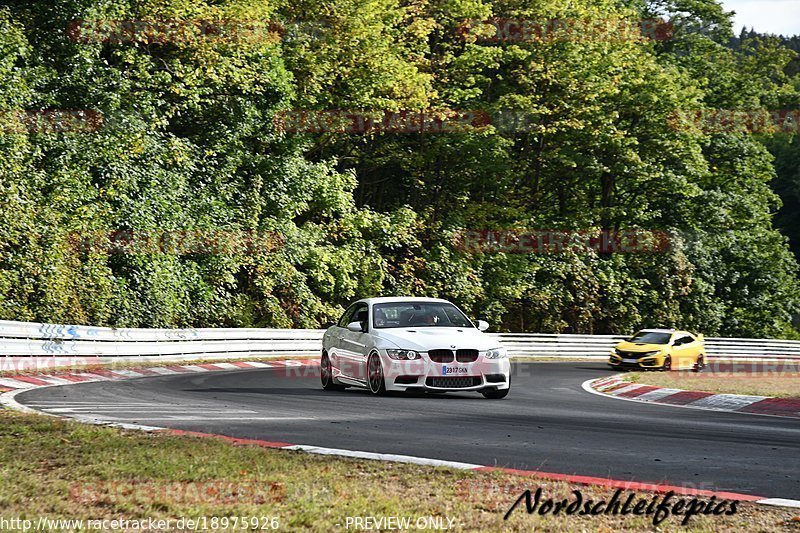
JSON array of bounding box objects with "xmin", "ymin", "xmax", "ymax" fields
[{"xmin": 608, "ymin": 329, "xmax": 706, "ymax": 371}]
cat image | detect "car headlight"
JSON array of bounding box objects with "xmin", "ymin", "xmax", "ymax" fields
[
  {"xmin": 485, "ymin": 347, "xmax": 507, "ymax": 359},
  {"xmin": 640, "ymin": 351, "xmax": 660, "ymax": 358},
  {"xmin": 386, "ymin": 349, "xmax": 419, "ymax": 360}
]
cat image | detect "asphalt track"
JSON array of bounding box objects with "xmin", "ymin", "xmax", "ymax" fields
[{"xmin": 15, "ymin": 362, "xmax": 800, "ymax": 500}]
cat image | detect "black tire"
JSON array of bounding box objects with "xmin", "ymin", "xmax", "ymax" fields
[
  {"xmin": 367, "ymin": 352, "xmax": 386, "ymax": 395},
  {"xmin": 321, "ymin": 352, "xmax": 345, "ymax": 391},
  {"xmin": 661, "ymin": 355, "xmax": 672, "ymax": 372},
  {"xmin": 693, "ymin": 354, "xmax": 706, "ymax": 373},
  {"xmin": 482, "ymin": 387, "xmax": 510, "ymax": 399}
]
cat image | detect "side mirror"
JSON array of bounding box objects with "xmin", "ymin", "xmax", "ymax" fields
[
  {"xmin": 347, "ymin": 321, "xmax": 365, "ymax": 333},
  {"xmin": 476, "ymin": 320, "xmax": 490, "ymax": 332}
]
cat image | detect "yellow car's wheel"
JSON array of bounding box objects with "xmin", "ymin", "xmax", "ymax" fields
[
  {"xmin": 693, "ymin": 354, "xmax": 706, "ymax": 373},
  {"xmin": 661, "ymin": 355, "xmax": 672, "ymax": 371}
]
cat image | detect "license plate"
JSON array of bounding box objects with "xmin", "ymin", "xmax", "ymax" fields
[
  {"xmin": 442, "ymin": 366, "xmax": 468, "ymax": 376},
  {"xmin": 622, "ymin": 358, "xmax": 639, "ymax": 363}
]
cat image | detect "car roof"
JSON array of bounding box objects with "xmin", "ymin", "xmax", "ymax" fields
[{"xmin": 356, "ymin": 296, "xmax": 452, "ymax": 305}]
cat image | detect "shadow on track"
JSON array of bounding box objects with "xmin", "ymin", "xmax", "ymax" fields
[{"xmin": 181, "ymin": 387, "xmax": 487, "ymax": 400}]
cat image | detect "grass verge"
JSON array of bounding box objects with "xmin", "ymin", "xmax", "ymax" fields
[
  {"xmin": 627, "ymin": 372, "xmax": 800, "ymax": 399},
  {"xmin": 0, "ymin": 410, "xmax": 797, "ymax": 531}
]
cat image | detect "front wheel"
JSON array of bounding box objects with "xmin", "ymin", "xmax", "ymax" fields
[
  {"xmin": 661, "ymin": 355, "xmax": 672, "ymax": 372},
  {"xmin": 321, "ymin": 353, "xmax": 345, "ymax": 391},
  {"xmin": 367, "ymin": 353, "xmax": 386, "ymax": 395},
  {"xmin": 482, "ymin": 387, "xmax": 510, "ymax": 399},
  {"xmin": 693, "ymin": 354, "xmax": 706, "ymax": 373}
]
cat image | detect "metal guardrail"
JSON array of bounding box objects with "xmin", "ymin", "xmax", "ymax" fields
[
  {"xmin": 0, "ymin": 320, "xmax": 324, "ymax": 358},
  {"xmin": 1, "ymin": 320, "xmax": 800, "ymax": 360},
  {"xmin": 493, "ymin": 333, "xmax": 800, "ymax": 359}
]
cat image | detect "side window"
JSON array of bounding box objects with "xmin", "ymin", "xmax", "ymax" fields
[
  {"xmin": 338, "ymin": 303, "xmax": 368, "ymax": 329},
  {"xmin": 675, "ymin": 336, "xmax": 693, "ymax": 346},
  {"xmin": 338, "ymin": 304, "xmax": 358, "ymax": 327},
  {"xmin": 354, "ymin": 305, "xmax": 369, "ymax": 330}
]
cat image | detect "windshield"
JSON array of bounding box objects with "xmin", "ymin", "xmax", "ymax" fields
[
  {"xmin": 373, "ymin": 302, "xmax": 473, "ymax": 329},
  {"xmin": 628, "ymin": 331, "xmax": 672, "ymax": 344}
]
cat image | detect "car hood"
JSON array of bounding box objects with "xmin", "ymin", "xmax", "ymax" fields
[
  {"xmin": 376, "ymin": 327, "xmax": 498, "ymax": 351},
  {"xmin": 615, "ymin": 341, "xmax": 665, "ymax": 352}
]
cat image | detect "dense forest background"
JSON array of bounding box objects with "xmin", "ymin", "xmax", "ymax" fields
[{"xmin": 1, "ymin": 0, "xmax": 800, "ymax": 337}]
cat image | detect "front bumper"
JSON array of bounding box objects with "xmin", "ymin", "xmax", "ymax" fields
[
  {"xmin": 608, "ymin": 354, "xmax": 664, "ymax": 369},
  {"xmin": 381, "ymin": 354, "xmax": 511, "ymax": 392}
]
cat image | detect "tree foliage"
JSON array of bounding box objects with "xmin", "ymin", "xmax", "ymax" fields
[{"xmin": 0, "ymin": 0, "xmax": 798, "ymax": 337}]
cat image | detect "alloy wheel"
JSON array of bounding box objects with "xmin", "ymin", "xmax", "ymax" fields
[{"xmin": 368, "ymin": 353, "xmax": 385, "ymax": 395}]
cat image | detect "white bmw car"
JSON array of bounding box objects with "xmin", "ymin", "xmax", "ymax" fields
[{"xmin": 320, "ymin": 297, "xmax": 511, "ymax": 398}]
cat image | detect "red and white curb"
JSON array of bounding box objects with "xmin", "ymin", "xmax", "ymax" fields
[
  {"xmin": 0, "ymin": 359, "xmax": 316, "ymax": 394},
  {"xmin": 2, "ymin": 363, "xmax": 799, "ymax": 510},
  {"xmin": 583, "ymin": 375, "xmax": 800, "ymax": 419}
]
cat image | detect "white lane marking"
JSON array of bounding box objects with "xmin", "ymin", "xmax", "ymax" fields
[
  {"xmin": 107, "ymin": 423, "xmax": 165, "ymax": 431},
  {"xmin": 65, "ymin": 414, "xmax": 165, "ymax": 431},
  {"xmin": 757, "ymin": 498, "xmax": 800, "ymax": 509},
  {"xmin": 25, "ymin": 402, "xmax": 171, "ymax": 406},
  {"xmin": 80, "ymin": 416, "xmax": 316, "ymax": 422},
  {"xmin": 688, "ymin": 394, "xmax": 767, "ymax": 411},
  {"xmin": 635, "ymin": 388, "xmax": 684, "ymax": 402},
  {"xmin": 285, "ymin": 445, "xmax": 481, "ymax": 469},
  {"xmin": 0, "ymin": 378, "xmax": 37, "ymax": 389},
  {"xmin": 1, "ymin": 388, "xmax": 55, "ymax": 413},
  {"xmin": 41, "ymin": 407, "xmax": 260, "ymax": 414}
]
